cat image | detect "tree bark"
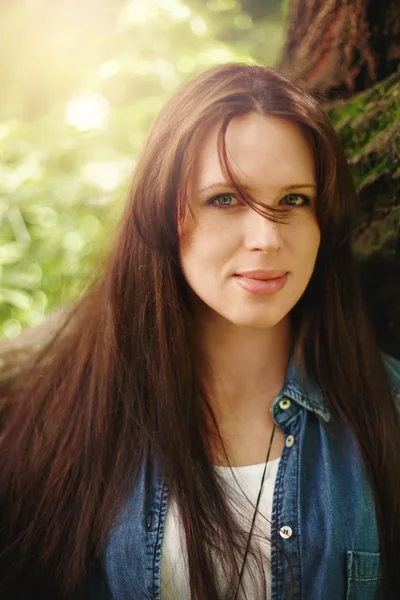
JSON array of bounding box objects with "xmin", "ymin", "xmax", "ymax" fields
[
  {"xmin": 278, "ymin": 0, "xmax": 400, "ymax": 97},
  {"xmin": 328, "ymin": 78, "xmax": 400, "ymax": 358}
]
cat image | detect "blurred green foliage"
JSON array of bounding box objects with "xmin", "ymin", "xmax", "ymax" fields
[{"xmin": 0, "ymin": 0, "xmax": 287, "ymax": 338}]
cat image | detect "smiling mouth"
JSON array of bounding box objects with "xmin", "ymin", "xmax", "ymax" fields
[
  {"xmin": 233, "ymin": 272, "xmax": 288, "ymax": 295},
  {"xmin": 234, "ymin": 269, "xmax": 287, "ymax": 280}
]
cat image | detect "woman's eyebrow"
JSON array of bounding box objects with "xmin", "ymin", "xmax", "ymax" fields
[
  {"xmin": 198, "ymin": 182, "xmax": 317, "ymax": 193},
  {"xmin": 198, "ymin": 182, "xmax": 248, "ymax": 194},
  {"xmin": 282, "ymin": 183, "xmax": 317, "ymax": 191}
]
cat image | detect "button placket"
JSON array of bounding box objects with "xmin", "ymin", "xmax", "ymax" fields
[
  {"xmin": 279, "ymin": 434, "xmax": 294, "ymax": 544},
  {"xmin": 270, "ymin": 405, "xmax": 302, "ymax": 599}
]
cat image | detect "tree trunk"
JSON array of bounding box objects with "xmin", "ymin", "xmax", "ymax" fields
[
  {"xmin": 327, "ymin": 72, "xmax": 400, "ymax": 358},
  {"xmin": 278, "ymin": 0, "xmax": 400, "ymax": 97}
]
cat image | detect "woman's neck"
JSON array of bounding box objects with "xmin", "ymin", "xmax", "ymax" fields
[
  {"xmin": 194, "ymin": 311, "xmax": 291, "ymax": 466},
  {"xmin": 196, "ymin": 312, "xmax": 292, "ymax": 423}
]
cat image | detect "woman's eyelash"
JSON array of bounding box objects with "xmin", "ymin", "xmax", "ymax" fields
[
  {"xmin": 207, "ymin": 194, "xmax": 240, "ymax": 208},
  {"xmin": 207, "ymin": 193, "xmax": 312, "ymax": 209},
  {"xmin": 284, "ymin": 194, "xmax": 311, "ymax": 206}
]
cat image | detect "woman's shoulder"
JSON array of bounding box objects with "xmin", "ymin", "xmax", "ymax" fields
[{"xmin": 382, "ymin": 353, "xmax": 400, "ymax": 407}]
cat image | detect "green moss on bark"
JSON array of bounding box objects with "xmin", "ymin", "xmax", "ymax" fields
[{"xmin": 326, "ymin": 69, "xmax": 400, "ymax": 357}]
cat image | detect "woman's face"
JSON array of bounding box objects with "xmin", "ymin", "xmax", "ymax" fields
[{"xmin": 178, "ymin": 112, "xmax": 321, "ymax": 330}]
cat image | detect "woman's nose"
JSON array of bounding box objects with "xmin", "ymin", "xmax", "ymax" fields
[{"xmin": 244, "ymin": 210, "xmax": 282, "ymax": 254}]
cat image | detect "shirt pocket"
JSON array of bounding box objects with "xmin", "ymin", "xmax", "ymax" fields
[{"xmin": 346, "ymin": 551, "xmax": 385, "ymax": 600}]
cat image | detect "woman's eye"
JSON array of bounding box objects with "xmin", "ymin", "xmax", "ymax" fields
[
  {"xmin": 281, "ymin": 193, "xmax": 310, "ymax": 206},
  {"xmin": 209, "ymin": 194, "xmax": 239, "ymax": 208},
  {"xmin": 207, "ymin": 192, "xmax": 311, "ymax": 209}
]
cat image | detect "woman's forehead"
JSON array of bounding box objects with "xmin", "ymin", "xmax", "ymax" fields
[{"xmin": 193, "ymin": 113, "xmax": 316, "ymax": 194}]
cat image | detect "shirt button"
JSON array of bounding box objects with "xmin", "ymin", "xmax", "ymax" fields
[
  {"xmin": 146, "ymin": 513, "xmax": 153, "ymax": 529},
  {"xmin": 279, "ymin": 525, "xmax": 293, "ymax": 539},
  {"xmin": 279, "ymin": 398, "xmax": 291, "ymax": 410},
  {"xmin": 285, "ymin": 435, "xmax": 295, "ymax": 448}
]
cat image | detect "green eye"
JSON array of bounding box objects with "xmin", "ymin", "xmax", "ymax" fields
[
  {"xmin": 209, "ymin": 194, "xmax": 238, "ymax": 208},
  {"xmin": 282, "ymin": 194, "xmax": 309, "ymax": 206}
]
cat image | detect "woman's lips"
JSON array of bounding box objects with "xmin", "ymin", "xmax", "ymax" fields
[{"xmin": 233, "ymin": 272, "xmax": 288, "ymax": 295}]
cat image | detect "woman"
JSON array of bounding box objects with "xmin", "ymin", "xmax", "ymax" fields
[{"xmin": 0, "ymin": 63, "xmax": 399, "ymax": 600}]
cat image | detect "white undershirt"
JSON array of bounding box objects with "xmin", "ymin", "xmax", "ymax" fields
[{"xmin": 161, "ymin": 457, "xmax": 280, "ymax": 600}]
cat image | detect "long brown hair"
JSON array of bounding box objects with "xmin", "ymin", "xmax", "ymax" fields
[{"xmin": 0, "ymin": 63, "xmax": 399, "ymax": 599}]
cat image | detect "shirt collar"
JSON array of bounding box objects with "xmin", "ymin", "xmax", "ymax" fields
[{"xmin": 276, "ymin": 351, "xmax": 331, "ymax": 423}]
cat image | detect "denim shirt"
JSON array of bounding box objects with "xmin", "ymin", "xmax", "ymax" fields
[{"xmin": 94, "ymin": 354, "xmax": 400, "ymax": 600}]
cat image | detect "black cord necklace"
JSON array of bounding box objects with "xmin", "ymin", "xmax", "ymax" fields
[{"xmin": 233, "ymin": 422, "xmax": 277, "ymax": 600}]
